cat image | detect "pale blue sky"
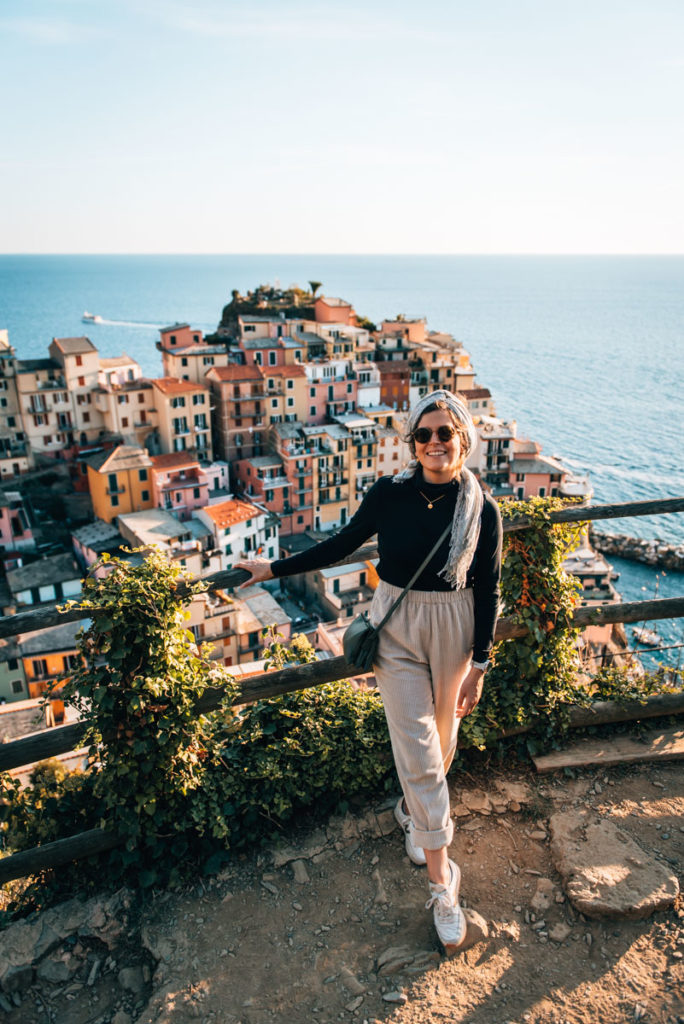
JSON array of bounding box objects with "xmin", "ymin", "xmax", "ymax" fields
[{"xmin": 2, "ymin": 0, "xmax": 683, "ymax": 253}]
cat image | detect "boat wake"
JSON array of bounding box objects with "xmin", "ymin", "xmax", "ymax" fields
[{"xmin": 87, "ymin": 317, "xmax": 167, "ymax": 330}]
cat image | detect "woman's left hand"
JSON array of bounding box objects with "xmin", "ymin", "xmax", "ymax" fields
[{"xmin": 455, "ymin": 666, "xmax": 485, "ymax": 718}]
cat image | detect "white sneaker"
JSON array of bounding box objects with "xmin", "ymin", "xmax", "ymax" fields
[
  {"xmin": 393, "ymin": 798, "xmax": 427, "ymax": 866},
  {"xmin": 425, "ymin": 859, "xmax": 467, "ymax": 955}
]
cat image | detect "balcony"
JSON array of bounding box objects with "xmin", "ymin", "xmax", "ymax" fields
[{"xmin": 106, "ymin": 485, "xmax": 126, "ymax": 496}]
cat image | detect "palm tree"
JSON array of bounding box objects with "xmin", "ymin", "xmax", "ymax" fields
[{"xmin": 308, "ymin": 280, "xmax": 322, "ymax": 298}]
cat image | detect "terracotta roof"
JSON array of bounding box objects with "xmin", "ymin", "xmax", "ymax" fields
[
  {"xmin": 151, "ymin": 377, "xmax": 207, "ymax": 395},
  {"xmin": 264, "ymin": 365, "xmax": 307, "ymax": 378},
  {"xmin": 376, "ymin": 360, "xmax": 410, "ymax": 374},
  {"xmin": 459, "ymin": 388, "xmax": 491, "ymax": 399},
  {"xmin": 150, "ymin": 453, "xmax": 202, "ymax": 472},
  {"xmin": 206, "ymin": 365, "xmax": 264, "ymax": 382},
  {"xmin": 202, "ymin": 499, "xmax": 262, "ymax": 529},
  {"xmin": 51, "ymin": 337, "xmax": 97, "ymax": 355}
]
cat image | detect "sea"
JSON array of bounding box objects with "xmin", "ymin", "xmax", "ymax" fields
[{"xmin": 0, "ymin": 254, "xmax": 682, "ymax": 666}]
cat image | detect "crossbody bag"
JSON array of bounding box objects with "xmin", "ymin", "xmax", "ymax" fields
[{"xmin": 342, "ymin": 520, "xmax": 454, "ymax": 672}]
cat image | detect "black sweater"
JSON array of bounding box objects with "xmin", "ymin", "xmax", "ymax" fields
[{"xmin": 272, "ymin": 469, "xmax": 502, "ymax": 662}]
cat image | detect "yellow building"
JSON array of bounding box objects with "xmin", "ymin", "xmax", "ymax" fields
[
  {"xmin": 263, "ymin": 365, "xmax": 309, "ymax": 425},
  {"xmin": 86, "ymin": 444, "xmax": 154, "ymax": 523},
  {"xmin": 150, "ymin": 378, "xmax": 213, "ymax": 460}
]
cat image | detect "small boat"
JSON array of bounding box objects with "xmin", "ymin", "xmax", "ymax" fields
[
  {"xmin": 82, "ymin": 311, "xmax": 103, "ymax": 324},
  {"xmin": 632, "ymin": 626, "xmax": 663, "ymax": 647}
]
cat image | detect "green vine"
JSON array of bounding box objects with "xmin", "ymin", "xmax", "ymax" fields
[{"xmin": 459, "ymin": 497, "xmax": 584, "ymax": 753}]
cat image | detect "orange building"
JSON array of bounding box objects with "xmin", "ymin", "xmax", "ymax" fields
[
  {"xmin": 18, "ymin": 620, "xmax": 82, "ymax": 721},
  {"xmin": 86, "ymin": 444, "xmax": 154, "ymax": 523},
  {"xmin": 314, "ymin": 296, "xmax": 355, "ymax": 325}
]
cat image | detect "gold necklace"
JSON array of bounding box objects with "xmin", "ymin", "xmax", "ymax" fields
[{"xmin": 419, "ymin": 490, "xmax": 446, "ymax": 510}]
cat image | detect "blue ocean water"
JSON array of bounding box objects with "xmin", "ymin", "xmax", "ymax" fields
[{"xmin": 1, "ymin": 254, "xmax": 682, "ymax": 660}]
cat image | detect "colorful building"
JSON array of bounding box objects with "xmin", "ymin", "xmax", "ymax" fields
[
  {"xmin": 150, "ymin": 378, "xmax": 213, "ymax": 459},
  {"xmin": 86, "ymin": 445, "xmax": 154, "ymax": 523}
]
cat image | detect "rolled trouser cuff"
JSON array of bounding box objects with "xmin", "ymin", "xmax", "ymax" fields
[{"xmin": 411, "ymin": 817, "xmax": 454, "ymax": 850}]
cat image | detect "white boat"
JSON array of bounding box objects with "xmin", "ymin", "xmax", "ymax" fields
[
  {"xmin": 632, "ymin": 626, "xmax": 663, "ymax": 647},
  {"xmin": 82, "ymin": 311, "xmax": 103, "ymax": 324}
]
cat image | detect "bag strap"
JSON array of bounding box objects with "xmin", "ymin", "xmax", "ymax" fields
[{"xmin": 373, "ymin": 519, "xmax": 454, "ymax": 633}]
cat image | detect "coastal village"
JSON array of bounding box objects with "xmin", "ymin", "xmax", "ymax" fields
[{"xmin": 0, "ymin": 283, "xmax": 624, "ymax": 740}]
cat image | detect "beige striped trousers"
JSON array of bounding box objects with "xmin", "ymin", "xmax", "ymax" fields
[{"xmin": 370, "ymin": 581, "xmax": 475, "ymax": 850}]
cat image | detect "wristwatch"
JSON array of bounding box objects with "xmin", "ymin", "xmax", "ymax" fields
[{"xmin": 471, "ymin": 659, "xmax": 490, "ymax": 672}]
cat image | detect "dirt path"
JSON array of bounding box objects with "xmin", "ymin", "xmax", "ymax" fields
[{"xmin": 3, "ymin": 760, "xmax": 684, "ymax": 1024}]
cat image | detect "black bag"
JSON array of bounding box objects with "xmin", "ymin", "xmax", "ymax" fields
[
  {"xmin": 342, "ymin": 611, "xmax": 378, "ymax": 672},
  {"xmin": 342, "ymin": 520, "xmax": 453, "ymax": 672}
]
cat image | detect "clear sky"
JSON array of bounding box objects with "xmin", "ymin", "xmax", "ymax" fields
[{"xmin": 2, "ymin": 0, "xmax": 683, "ymax": 253}]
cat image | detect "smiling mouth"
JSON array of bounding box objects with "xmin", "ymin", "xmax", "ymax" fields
[{"xmin": 426, "ymin": 449, "xmax": 446, "ymax": 456}]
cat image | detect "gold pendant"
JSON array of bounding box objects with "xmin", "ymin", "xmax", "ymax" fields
[{"xmin": 427, "ymin": 502, "xmax": 433, "ymax": 509}]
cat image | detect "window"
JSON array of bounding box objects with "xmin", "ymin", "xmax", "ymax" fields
[
  {"xmin": 11, "ymin": 680, "xmax": 23, "ymax": 694},
  {"xmin": 265, "ymin": 489, "xmax": 274, "ymax": 501},
  {"xmin": 254, "ymin": 353, "xmax": 262, "ymax": 366},
  {"xmin": 193, "ymin": 487, "xmax": 200, "ymax": 499},
  {"xmin": 170, "ymin": 335, "xmax": 177, "ymax": 345},
  {"xmin": 8, "ymin": 658, "xmax": 18, "ymax": 671},
  {"xmin": 7, "ymin": 416, "xmax": 15, "ymax": 428},
  {"xmin": 171, "ymin": 396, "xmax": 186, "ymax": 408},
  {"xmin": 118, "ymin": 394, "xmax": 128, "ymax": 404},
  {"xmin": 268, "ymin": 351, "xmax": 277, "ymax": 366},
  {"xmin": 271, "ymin": 398, "xmax": 278, "ymax": 409},
  {"xmin": 83, "ymin": 411, "xmax": 90, "ymax": 423},
  {"xmin": 141, "ymin": 489, "xmax": 149, "ymax": 501},
  {"xmin": 139, "ymin": 469, "xmax": 148, "ymax": 481},
  {"xmin": 78, "ymin": 376, "xmax": 85, "ymax": 387},
  {"xmin": 75, "ymin": 354, "xmax": 83, "ymax": 366},
  {"xmin": 121, "ymin": 417, "xmax": 128, "ymax": 428},
  {"xmin": 310, "ymin": 387, "xmax": 316, "ymax": 397},
  {"xmin": 193, "ymin": 393, "xmax": 204, "ymax": 405},
  {"xmin": 181, "ymin": 357, "xmax": 188, "ymax": 367},
  {"xmin": 286, "ymin": 379, "xmax": 294, "ymax": 390},
  {"xmin": 32, "ymin": 659, "xmax": 48, "ymax": 678},
  {"xmin": 111, "ymin": 494, "xmax": 119, "ymax": 507},
  {"xmin": 203, "ymin": 356, "xmax": 214, "ymax": 365}
]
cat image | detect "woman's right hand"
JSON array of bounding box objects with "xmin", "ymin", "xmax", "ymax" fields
[{"xmin": 234, "ymin": 558, "xmax": 275, "ymax": 589}]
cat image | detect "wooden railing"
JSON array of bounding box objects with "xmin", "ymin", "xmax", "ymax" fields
[{"xmin": 0, "ymin": 496, "xmax": 682, "ymax": 884}]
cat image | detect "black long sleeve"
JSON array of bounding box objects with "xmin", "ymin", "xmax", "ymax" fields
[{"xmin": 272, "ymin": 472, "xmax": 502, "ymax": 662}]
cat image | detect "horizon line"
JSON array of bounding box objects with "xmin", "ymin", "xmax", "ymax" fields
[{"xmin": 2, "ymin": 251, "xmax": 684, "ymax": 258}]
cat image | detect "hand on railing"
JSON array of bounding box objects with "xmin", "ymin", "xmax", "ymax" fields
[{"xmin": 234, "ymin": 558, "xmax": 275, "ymax": 590}]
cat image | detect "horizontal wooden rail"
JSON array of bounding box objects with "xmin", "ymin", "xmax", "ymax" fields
[
  {"xmin": 1, "ymin": 596, "xmax": 682, "ymax": 775},
  {"xmin": 0, "ymin": 496, "xmax": 681, "ymax": 641},
  {"xmin": 3, "ymin": 687, "xmax": 684, "ymax": 885}
]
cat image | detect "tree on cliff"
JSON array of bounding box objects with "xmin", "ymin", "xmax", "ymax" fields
[{"xmin": 308, "ymin": 281, "xmax": 322, "ymax": 298}]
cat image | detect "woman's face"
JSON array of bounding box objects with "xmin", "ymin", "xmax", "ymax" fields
[{"xmin": 413, "ymin": 409, "xmax": 462, "ymax": 484}]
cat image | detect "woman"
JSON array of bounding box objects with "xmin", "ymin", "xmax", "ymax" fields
[{"xmin": 236, "ymin": 389, "xmax": 502, "ymax": 955}]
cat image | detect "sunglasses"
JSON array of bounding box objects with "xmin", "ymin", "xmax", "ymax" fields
[{"xmin": 412, "ymin": 425, "xmax": 457, "ymax": 445}]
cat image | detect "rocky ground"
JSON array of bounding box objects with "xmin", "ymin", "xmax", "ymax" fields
[{"xmin": 1, "ymin": 759, "xmax": 683, "ymax": 1024}]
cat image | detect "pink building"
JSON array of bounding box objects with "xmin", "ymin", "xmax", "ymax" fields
[
  {"xmin": 149, "ymin": 453, "xmax": 210, "ymax": 521},
  {"xmin": 303, "ymin": 360, "xmax": 357, "ymax": 424},
  {"xmin": 509, "ymin": 440, "xmax": 566, "ymax": 499},
  {"xmin": 0, "ymin": 489, "xmax": 33, "ymax": 552},
  {"xmin": 314, "ymin": 296, "xmax": 355, "ymax": 325}
]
